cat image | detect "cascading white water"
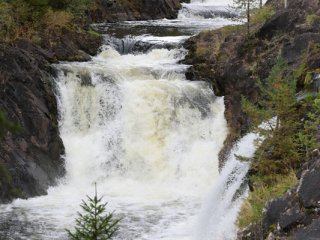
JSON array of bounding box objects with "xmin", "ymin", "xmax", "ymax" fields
[
  {"xmin": 0, "ymin": 1, "xmax": 255, "ymax": 240},
  {"xmin": 178, "ymin": 0, "xmax": 237, "ymax": 19}
]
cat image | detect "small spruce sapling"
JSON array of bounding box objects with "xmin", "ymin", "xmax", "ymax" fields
[{"xmin": 66, "ymin": 183, "xmax": 121, "ymax": 240}]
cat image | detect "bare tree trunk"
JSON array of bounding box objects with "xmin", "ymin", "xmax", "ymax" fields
[
  {"xmin": 284, "ymin": 0, "xmax": 288, "ymax": 8},
  {"xmin": 260, "ymin": 0, "xmax": 263, "ymax": 8},
  {"xmin": 247, "ymin": 0, "xmax": 250, "ymax": 35}
]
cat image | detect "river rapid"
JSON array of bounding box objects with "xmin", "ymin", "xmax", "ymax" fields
[{"xmin": 0, "ymin": 1, "xmax": 257, "ymax": 239}]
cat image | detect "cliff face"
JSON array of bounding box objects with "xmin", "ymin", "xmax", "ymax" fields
[
  {"xmin": 91, "ymin": 0, "xmax": 182, "ymax": 22},
  {"xmin": 0, "ymin": 31, "xmax": 101, "ymax": 203}
]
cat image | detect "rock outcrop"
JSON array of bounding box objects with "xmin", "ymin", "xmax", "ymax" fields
[
  {"xmin": 239, "ymin": 155, "xmax": 320, "ymax": 239},
  {"xmin": 0, "ymin": 30, "xmax": 101, "ymax": 203},
  {"xmin": 91, "ymin": 0, "xmax": 182, "ymax": 22},
  {"xmin": 183, "ymin": 0, "xmax": 320, "ymax": 147},
  {"xmin": 183, "ymin": 0, "xmax": 320, "ymax": 237}
]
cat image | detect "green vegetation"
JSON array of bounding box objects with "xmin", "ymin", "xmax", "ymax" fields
[
  {"xmin": 251, "ymin": 6, "xmax": 275, "ymax": 25},
  {"xmin": 297, "ymin": 95, "xmax": 320, "ymax": 160},
  {"xmin": 232, "ymin": 0, "xmax": 275, "ymax": 35},
  {"xmin": 0, "ymin": 162, "xmax": 21, "ymax": 199},
  {"xmin": 306, "ymin": 14, "xmax": 320, "ymax": 27},
  {"xmin": 0, "ymin": 111, "xmax": 21, "ymax": 139},
  {"xmin": 238, "ymin": 59, "xmax": 320, "ymax": 228},
  {"xmin": 67, "ymin": 184, "xmax": 121, "ymax": 240},
  {"xmin": 238, "ymin": 171, "xmax": 298, "ymax": 228},
  {"xmin": 0, "ymin": 0, "xmax": 96, "ymax": 42},
  {"xmin": 242, "ymin": 59, "xmax": 301, "ymax": 174}
]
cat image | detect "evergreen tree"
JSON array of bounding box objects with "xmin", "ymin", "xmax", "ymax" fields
[
  {"xmin": 241, "ymin": 59, "xmax": 301, "ymax": 174},
  {"xmin": 66, "ymin": 184, "xmax": 121, "ymax": 240}
]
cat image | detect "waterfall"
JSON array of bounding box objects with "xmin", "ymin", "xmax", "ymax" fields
[
  {"xmin": 178, "ymin": 0, "xmax": 237, "ymax": 19},
  {"xmin": 195, "ymin": 133, "xmax": 258, "ymax": 240},
  {"xmin": 0, "ymin": 1, "xmax": 254, "ymax": 239}
]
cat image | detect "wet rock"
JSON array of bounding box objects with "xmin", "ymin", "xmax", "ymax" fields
[{"xmin": 0, "ymin": 29, "xmax": 101, "ymax": 203}]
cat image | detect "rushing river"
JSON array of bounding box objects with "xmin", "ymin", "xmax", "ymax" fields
[{"xmin": 0, "ymin": 0, "xmax": 257, "ymax": 239}]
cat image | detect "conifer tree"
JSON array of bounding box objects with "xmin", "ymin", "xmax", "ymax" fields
[
  {"xmin": 241, "ymin": 59, "xmax": 301, "ymax": 173},
  {"xmin": 66, "ymin": 184, "xmax": 121, "ymax": 240}
]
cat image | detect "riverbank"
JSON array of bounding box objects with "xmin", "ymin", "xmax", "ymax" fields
[{"xmin": 184, "ymin": 0, "xmax": 320, "ymax": 238}]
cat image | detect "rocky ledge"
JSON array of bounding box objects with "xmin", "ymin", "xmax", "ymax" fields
[
  {"xmin": 91, "ymin": 0, "xmax": 182, "ymax": 22},
  {"xmin": 0, "ymin": 30, "xmax": 101, "ymax": 204},
  {"xmin": 239, "ymin": 153, "xmax": 320, "ymax": 239}
]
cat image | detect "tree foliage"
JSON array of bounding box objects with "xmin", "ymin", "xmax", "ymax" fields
[
  {"xmin": 297, "ymin": 95, "xmax": 320, "ymax": 160},
  {"xmin": 0, "ymin": 0, "xmax": 95, "ymax": 42},
  {"xmin": 242, "ymin": 59, "xmax": 301, "ymax": 174},
  {"xmin": 66, "ymin": 184, "xmax": 121, "ymax": 240}
]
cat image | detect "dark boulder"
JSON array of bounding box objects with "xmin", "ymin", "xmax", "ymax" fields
[
  {"xmin": 282, "ymin": 33, "xmax": 320, "ymax": 67},
  {"xmin": 278, "ymin": 204, "xmax": 305, "ymax": 232},
  {"xmin": 298, "ymin": 157, "xmax": 320, "ymax": 208},
  {"xmin": 291, "ymin": 219, "xmax": 320, "ymax": 240}
]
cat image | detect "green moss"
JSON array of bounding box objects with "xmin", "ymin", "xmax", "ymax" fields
[
  {"xmin": 251, "ymin": 6, "xmax": 275, "ymax": 25},
  {"xmin": 304, "ymin": 72, "xmax": 313, "ymax": 85},
  {"xmin": 88, "ymin": 29, "xmax": 101, "ymax": 38},
  {"xmin": 306, "ymin": 14, "xmax": 320, "ymax": 27},
  {"xmin": 0, "ymin": 162, "xmax": 21, "ymax": 199}
]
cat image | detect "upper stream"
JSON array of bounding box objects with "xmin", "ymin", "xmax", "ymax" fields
[{"xmin": 0, "ymin": 1, "xmax": 257, "ymax": 239}]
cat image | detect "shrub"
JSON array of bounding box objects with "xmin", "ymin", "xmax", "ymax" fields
[
  {"xmin": 297, "ymin": 95, "xmax": 320, "ymax": 159},
  {"xmin": 43, "ymin": 9, "xmax": 72, "ymax": 30}
]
